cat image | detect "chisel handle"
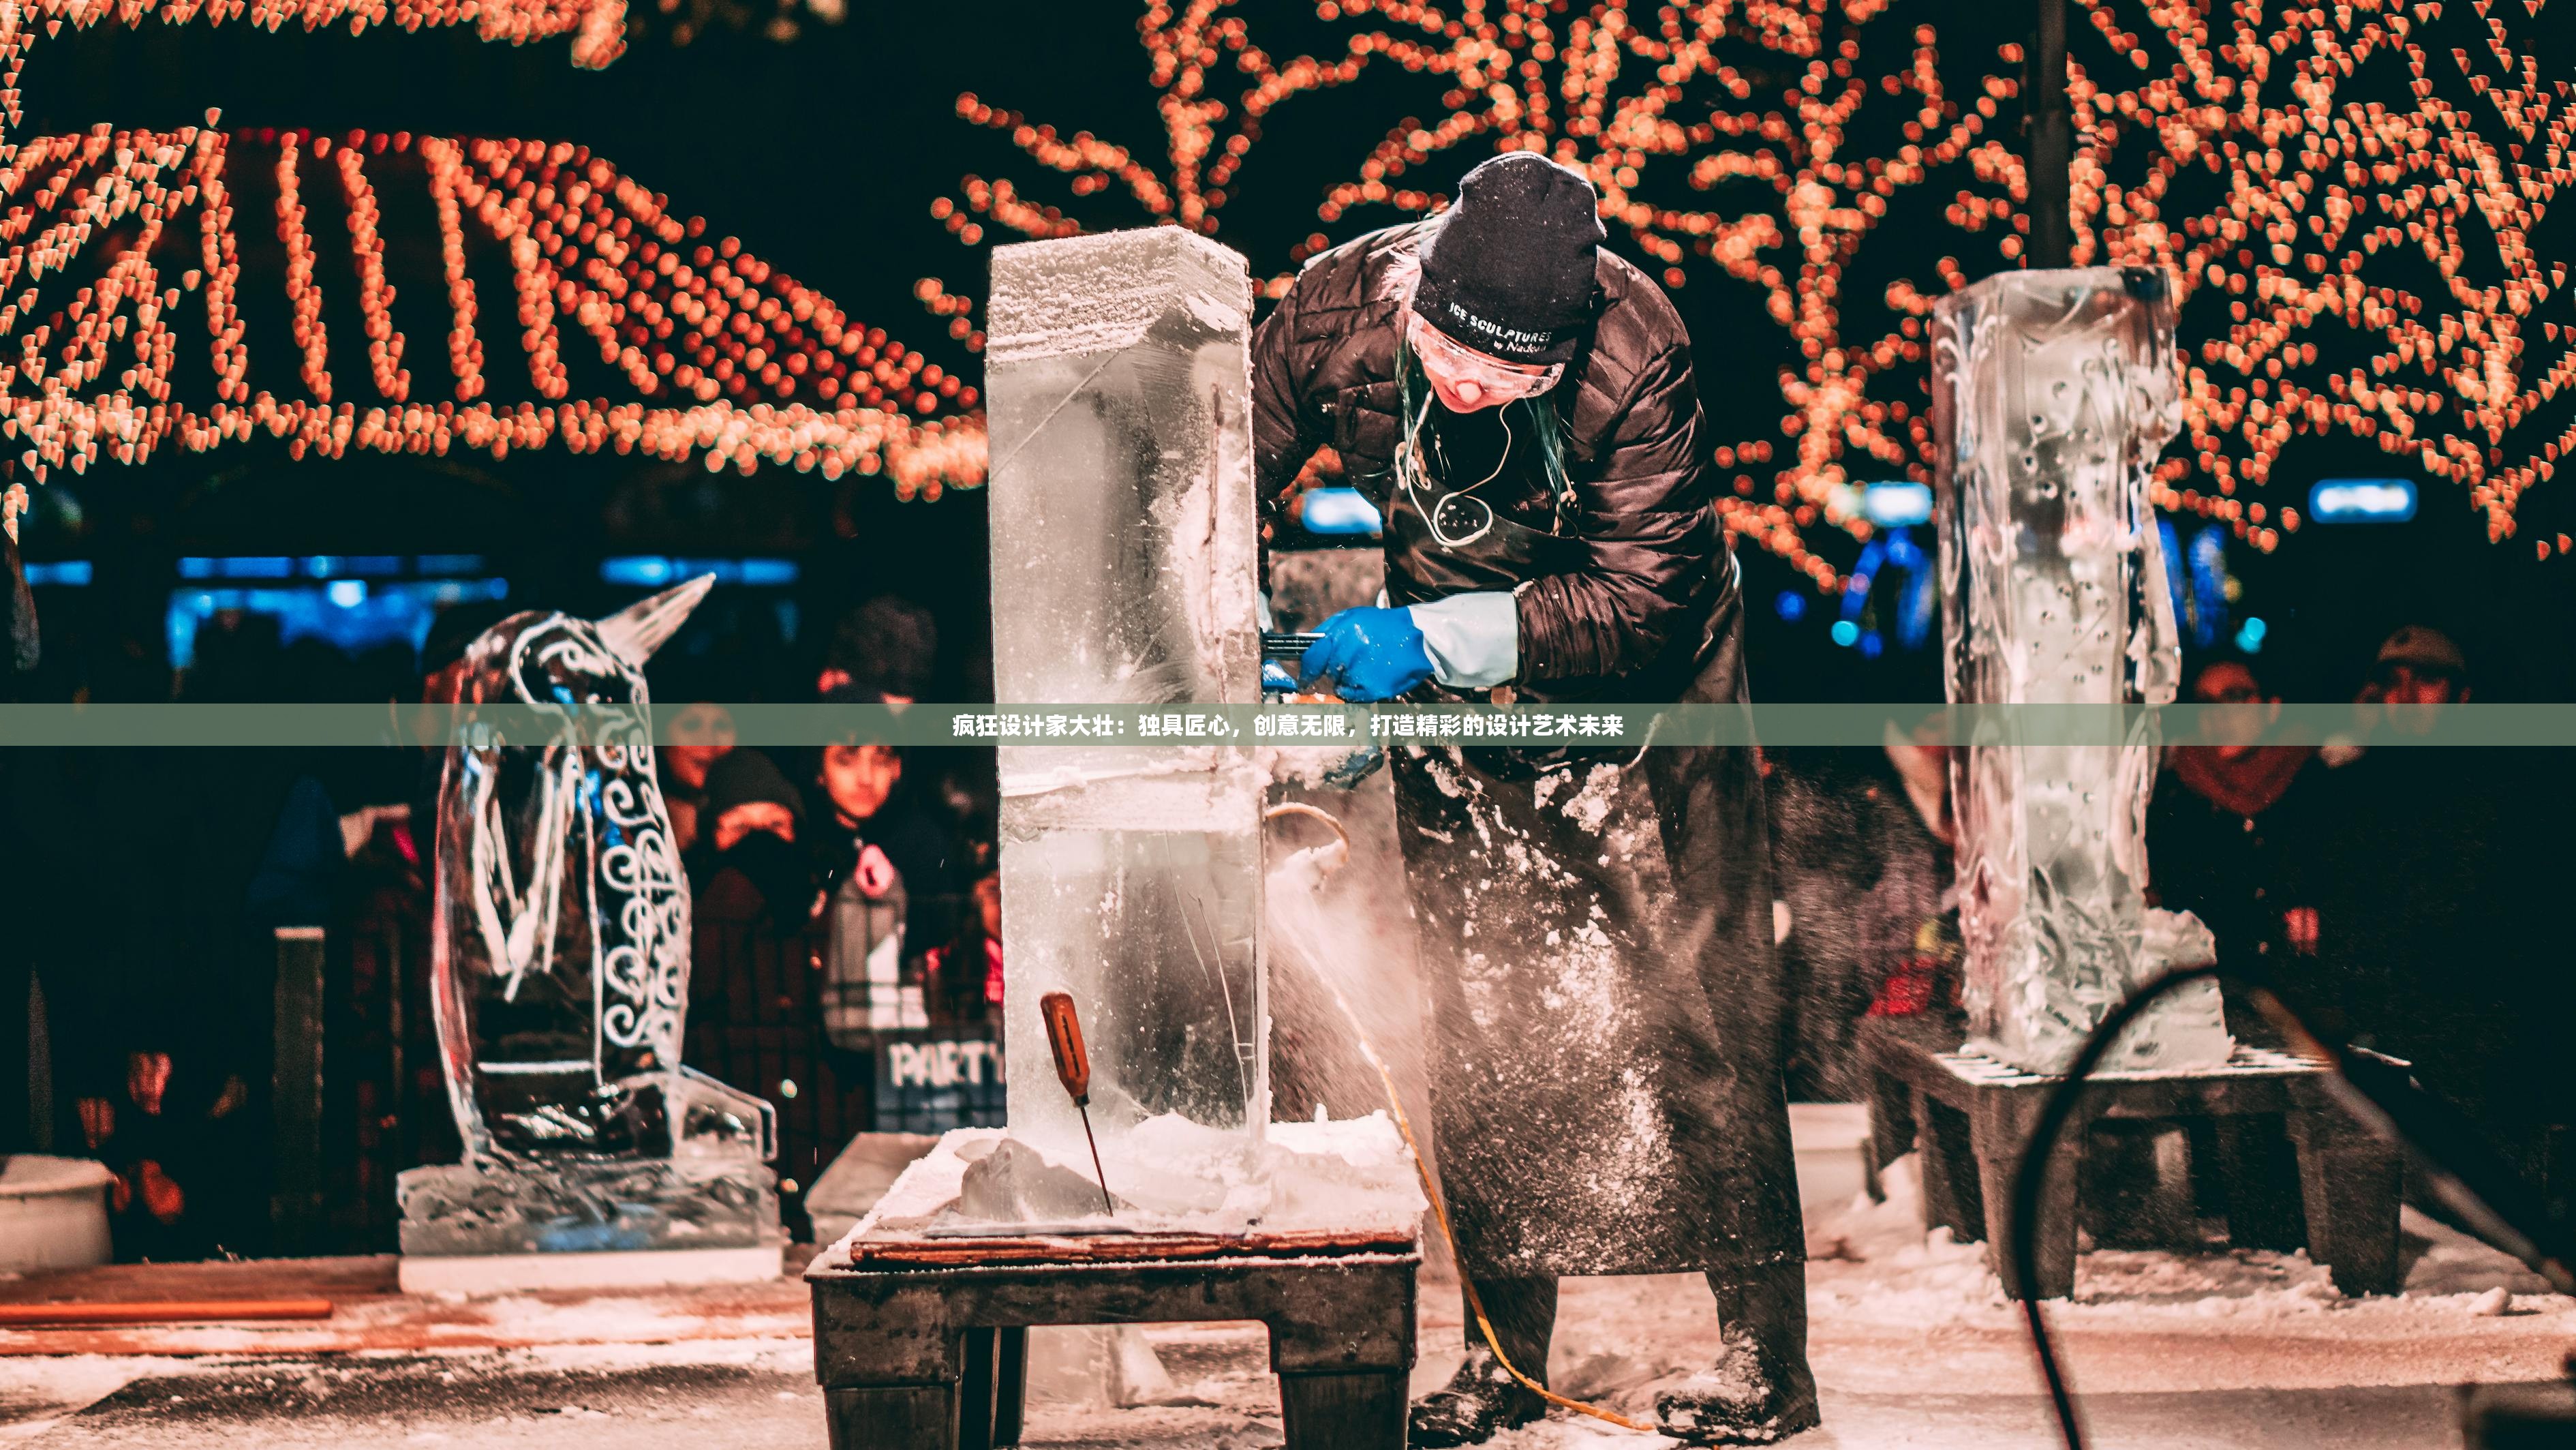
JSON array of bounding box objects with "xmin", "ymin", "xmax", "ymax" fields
[{"xmin": 1039, "ymin": 991, "xmax": 1092, "ymax": 1104}]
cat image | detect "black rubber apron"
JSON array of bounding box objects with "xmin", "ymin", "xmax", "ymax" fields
[{"xmin": 1383, "ymin": 389, "xmax": 1801, "ymax": 1280}]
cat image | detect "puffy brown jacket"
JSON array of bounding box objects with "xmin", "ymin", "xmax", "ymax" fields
[{"xmin": 1251, "ymin": 220, "xmax": 1726, "ymax": 694}]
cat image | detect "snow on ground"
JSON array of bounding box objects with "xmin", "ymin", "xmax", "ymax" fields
[{"xmin": 7, "ymin": 1153, "xmax": 2569, "ymax": 1448}]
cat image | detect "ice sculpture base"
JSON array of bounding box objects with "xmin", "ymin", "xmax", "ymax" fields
[
  {"xmin": 397, "ymin": 1244, "xmax": 783, "ymax": 1296},
  {"xmin": 1968, "ymin": 907, "xmax": 2233, "ymax": 1076},
  {"xmin": 395, "ymin": 1156, "xmax": 782, "ymax": 1260},
  {"xmin": 831, "ymin": 1117, "xmax": 1425, "ymax": 1250}
]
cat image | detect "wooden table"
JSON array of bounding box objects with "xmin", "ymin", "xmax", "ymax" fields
[
  {"xmin": 806, "ymin": 1229, "xmax": 1418, "ymax": 1450},
  {"xmin": 1860, "ymin": 1014, "xmax": 2402, "ymax": 1299}
]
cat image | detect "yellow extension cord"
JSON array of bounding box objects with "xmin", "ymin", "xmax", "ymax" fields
[{"xmin": 1261, "ymin": 804, "xmax": 1654, "ymax": 1435}]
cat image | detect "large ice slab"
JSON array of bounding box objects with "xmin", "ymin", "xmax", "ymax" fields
[
  {"xmin": 983, "ymin": 228, "xmax": 1268, "ymax": 1214},
  {"xmin": 1931, "ymin": 267, "xmax": 2231, "ymax": 1074}
]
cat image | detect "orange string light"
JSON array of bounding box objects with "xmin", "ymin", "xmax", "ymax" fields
[
  {"xmin": 0, "ymin": 0, "xmax": 630, "ymax": 103},
  {"xmin": 938, "ymin": 0, "xmax": 2011, "ymax": 590},
  {"xmin": 2070, "ymin": 0, "xmax": 2571, "ymax": 552},
  {"xmin": 939, "ymin": 0, "xmax": 2572, "ymax": 581},
  {"xmin": 0, "ymin": 124, "xmax": 986, "ymax": 495}
]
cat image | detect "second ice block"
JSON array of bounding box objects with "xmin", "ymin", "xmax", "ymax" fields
[
  {"xmin": 1931, "ymin": 267, "xmax": 2232, "ymax": 1074},
  {"xmin": 982, "ymin": 228, "xmax": 1268, "ymax": 1220}
]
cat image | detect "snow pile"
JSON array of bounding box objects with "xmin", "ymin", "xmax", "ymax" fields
[
  {"xmin": 829, "ymin": 1115, "xmax": 1424, "ymax": 1256},
  {"xmin": 1798, "ymin": 1153, "xmax": 2576, "ymax": 1336}
]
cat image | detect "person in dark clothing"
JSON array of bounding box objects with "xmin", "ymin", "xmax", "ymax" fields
[
  {"xmin": 680, "ymin": 753, "xmax": 862, "ymax": 1241},
  {"xmin": 659, "ymin": 700, "xmax": 739, "ymax": 855},
  {"xmin": 921, "ymin": 869, "xmax": 1002, "ymax": 1029},
  {"xmin": 1766, "ymin": 749, "xmax": 1948, "ymax": 1100},
  {"xmin": 1255, "ymin": 153, "xmax": 1807, "ymax": 1445},
  {"xmin": 2147, "ymin": 655, "xmax": 2328, "ymax": 1035},
  {"xmin": 816, "ymin": 595, "xmax": 938, "ymax": 701},
  {"xmin": 688, "ymin": 748, "xmax": 807, "ymax": 873},
  {"xmin": 2298, "ymin": 628, "xmax": 2545, "ymax": 1168},
  {"xmin": 806, "ymin": 688, "xmax": 965, "ymax": 1046}
]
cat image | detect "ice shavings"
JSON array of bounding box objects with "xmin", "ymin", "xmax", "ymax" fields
[{"xmin": 828, "ymin": 1115, "xmax": 1422, "ymax": 1258}]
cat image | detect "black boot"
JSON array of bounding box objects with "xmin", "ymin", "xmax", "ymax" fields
[
  {"xmin": 1407, "ymin": 1345, "xmax": 1548, "ymax": 1446},
  {"xmin": 1653, "ymin": 1264, "xmax": 1821, "ymax": 1445},
  {"xmin": 1411, "ymin": 1275, "xmax": 1556, "ymax": 1446}
]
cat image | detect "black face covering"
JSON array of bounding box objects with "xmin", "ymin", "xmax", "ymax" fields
[{"xmin": 715, "ymin": 828, "xmax": 814, "ymax": 930}]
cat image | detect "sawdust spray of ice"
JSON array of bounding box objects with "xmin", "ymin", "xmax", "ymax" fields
[
  {"xmin": 1260, "ymin": 809, "xmax": 1439, "ymax": 1150},
  {"xmin": 1268, "ymin": 839, "xmax": 1396, "ymax": 1091}
]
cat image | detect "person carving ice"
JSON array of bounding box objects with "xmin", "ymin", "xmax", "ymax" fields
[{"xmin": 1251, "ymin": 153, "xmax": 1812, "ymax": 1445}]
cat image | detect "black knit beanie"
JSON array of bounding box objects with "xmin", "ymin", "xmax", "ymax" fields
[
  {"xmin": 702, "ymin": 748, "xmax": 806, "ymax": 824},
  {"xmin": 1414, "ymin": 153, "xmax": 1607, "ymax": 364}
]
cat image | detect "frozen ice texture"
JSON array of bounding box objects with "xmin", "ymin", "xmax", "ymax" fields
[
  {"xmin": 401, "ymin": 581, "xmax": 779, "ymax": 1256},
  {"xmin": 983, "ymin": 228, "xmax": 1268, "ymax": 1213},
  {"xmin": 835, "ymin": 1119, "xmax": 1426, "ymax": 1245},
  {"xmin": 1931, "ymin": 267, "xmax": 2232, "ymax": 1074}
]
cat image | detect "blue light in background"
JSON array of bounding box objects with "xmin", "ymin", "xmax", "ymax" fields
[
  {"xmin": 1841, "ymin": 539, "xmax": 1884, "ymax": 623},
  {"xmin": 2158, "ymin": 519, "xmax": 2233, "ymax": 650},
  {"xmin": 600, "ymin": 556, "xmax": 676, "ymax": 587},
  {"xmin": 2235, "ymin": 616, "xmax": 2268, "ymax": 654},
  {"xmin": 600, "ymin": 556, "xmax": 803, "ymax": 588},
  {"xmin": 166, "ymin": 577, "xmax": 510, "ymax": 669},
  {"xmin": 1773, "ymin": 590, "xmax": 1807, "ymax": 622},
  {"xmin": 2188, "ymin": 525, "xmax": 2229, "ymax": 650},
  {"xmin": 180, "ymin": 554, "xmax": 478, "ymax": 580},
  {"xmin": 2307, "ymin": 478, "xmax": 2416, "ymax": 523},
  {"xmin": 178, "ymin": 556, "xmax": 296, "ymax": 580},
  {"xmin": 2158, "ymin": 517, "xmax": 2190, "ymax": 640},
  {"xmin": 1300, "ymin": 487, "xmax": 1383, "ymax": 536},
  {"xmin": 1826, "ymin": 524, "xmax": 1937, "ymax": 654},
  {"xmin": 1880, "ymin": 526, "xmax": 1934, "ymax": 651},
  {"xmin": 22, "ymin": 560, "xmax": 91, "ymax": 586},
  {"xmin": 1860, "ymin": 481, "xmax": 1933, "ymax": 527}
]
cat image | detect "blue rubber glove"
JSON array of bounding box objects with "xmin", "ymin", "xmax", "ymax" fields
[{"xmin": 1296, "ymin": 607, "xmax": 1434, "ymax": 702}]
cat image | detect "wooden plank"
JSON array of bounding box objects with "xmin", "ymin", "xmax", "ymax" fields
[
  {"xmin": 842, "ymin": 1228, "xmax": 1416, "ymax": 1270},
  {"xmin": 0, "ymin": 1257, "xmax": 809, "ymax": 1358},
  {"xmin": 0, "ymin": 1299, "xmax": 333, "ymax": 1328},
  {"xmin": 0, "ymin": 1256, "xmax": 398, "ymax": 1305}
]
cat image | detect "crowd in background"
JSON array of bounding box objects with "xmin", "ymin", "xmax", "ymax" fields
[
  {"xmin": 3, "ymin": 592, "xmax": 2569, "ymax": 1259},
  {"xmin": 0, "ymin": 590, "xmax": 998, "ymax": 1256},
  {"xmin": 2143, "ymin": 625, "xmax": 2571, "ymax": 1211}
]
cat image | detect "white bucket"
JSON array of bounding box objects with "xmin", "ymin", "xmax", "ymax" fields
[{"xmin": 0, "ymin": 1155, "xmax": 114, "ymax": 1273}]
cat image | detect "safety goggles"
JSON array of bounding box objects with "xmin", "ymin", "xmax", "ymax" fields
[{"xmin": 1405, "ymin": 310, "xmax": 1564, "ymax": 405}]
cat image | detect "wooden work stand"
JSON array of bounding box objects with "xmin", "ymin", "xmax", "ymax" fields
[
  {"xmin": 1859, "ymin": 1014, "xmax": 2403, "ymax": 1300},
  {"xmin": 806, "ymin": 1229, "xmax": 1419, "ymax": 1450}
]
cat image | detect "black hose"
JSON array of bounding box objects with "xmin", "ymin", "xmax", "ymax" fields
[{"xmin": 2006, "ymin": 964, "xmax": 2218, "ymax": 1450}]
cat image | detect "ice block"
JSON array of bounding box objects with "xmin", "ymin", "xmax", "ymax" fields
[
  {"xmin": 1930, "ymin": 267, "xmax": 2232, "ymax": 1074},
  {"xmin": 982, "ymin": 228, "xmax": 1268, "ymax": 1218}
]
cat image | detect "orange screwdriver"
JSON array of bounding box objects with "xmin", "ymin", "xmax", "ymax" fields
[{"xmin": 1039, "ymin": 991, "xmax": 1116, "ymax": 1215}]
